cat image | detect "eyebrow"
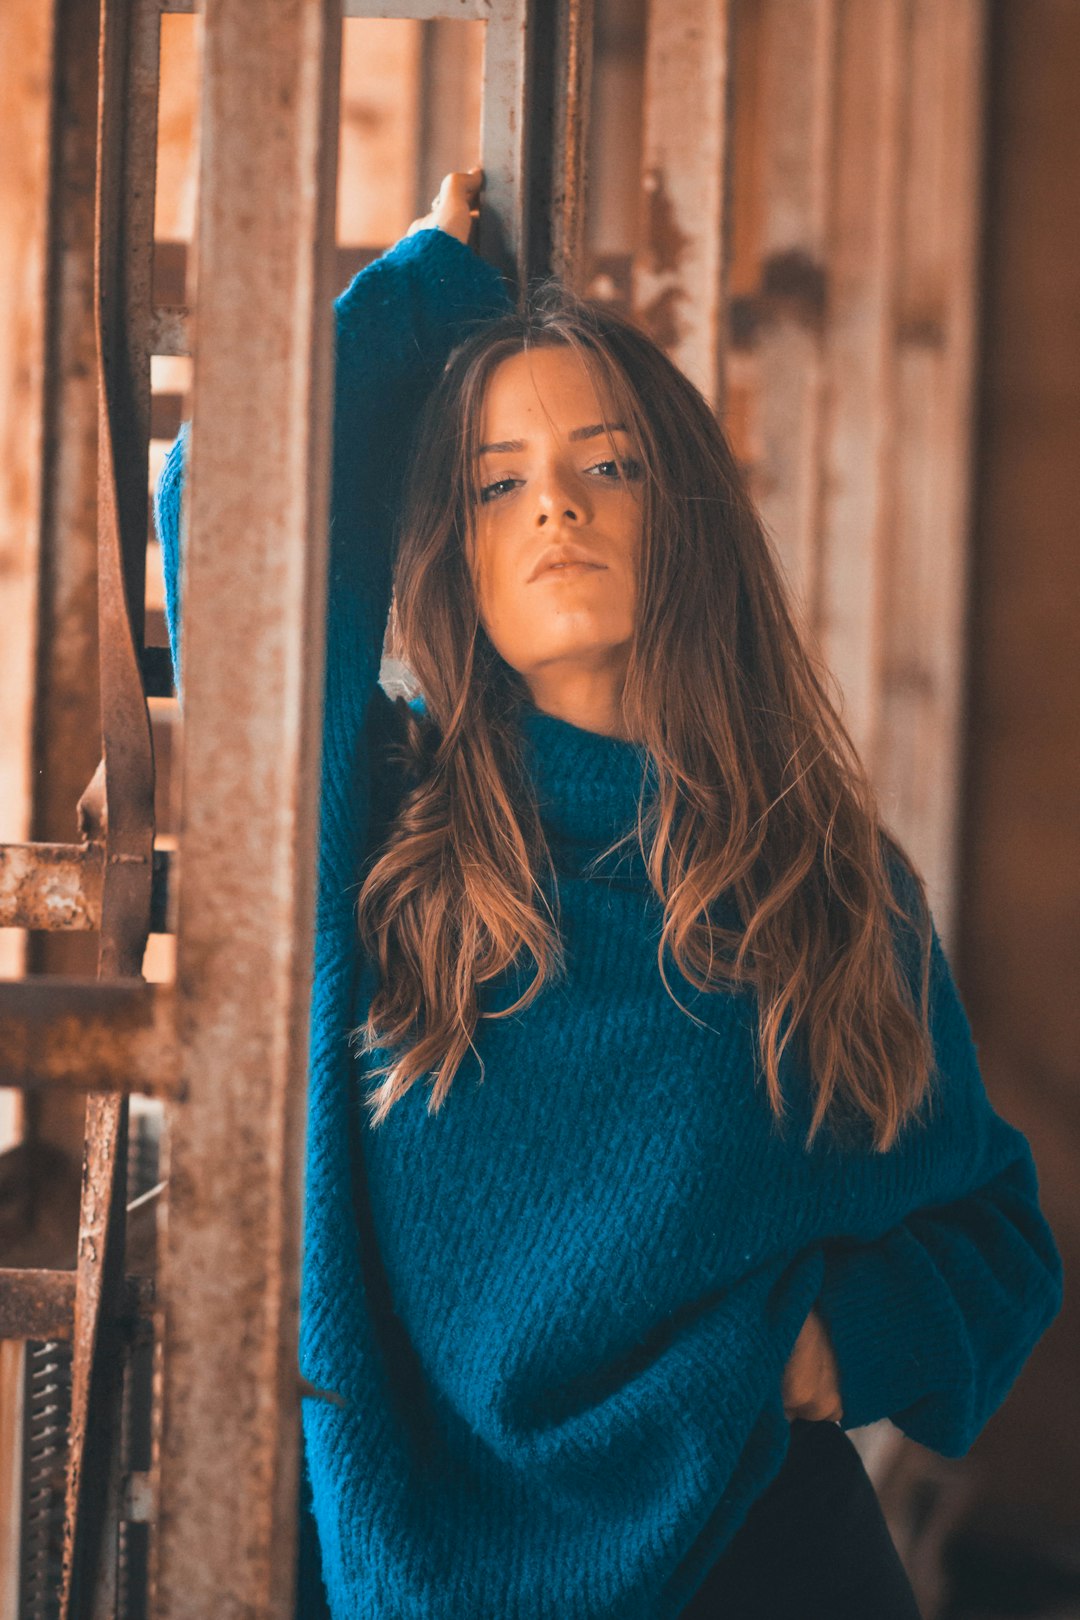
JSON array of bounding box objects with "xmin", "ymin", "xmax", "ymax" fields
[{"xmin": 476, "ymin": 422, "xmax": 630, "ymax": 456}]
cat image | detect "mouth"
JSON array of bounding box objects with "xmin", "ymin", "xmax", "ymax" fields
[{"xmin": 532, "ymin": 562, "xmax": 607, "ymax": 582}]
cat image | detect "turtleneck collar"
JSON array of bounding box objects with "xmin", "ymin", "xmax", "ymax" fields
[{"xmin": 517, "ymin": 699, "xmax": 660, "ymax": 854}]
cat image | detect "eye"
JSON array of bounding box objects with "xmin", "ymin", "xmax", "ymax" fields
[
  {"xmin": 478, "ymin": 476, "xmax": 519, "ymax": 505},
  {"xmin": 587, "ymin": 456, "xmax": 644, "ymax": 483}
]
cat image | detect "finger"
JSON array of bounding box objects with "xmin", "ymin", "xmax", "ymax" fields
[{"xmin": 438, "ymin": 167, "xmax": 483, "ymax": 204}]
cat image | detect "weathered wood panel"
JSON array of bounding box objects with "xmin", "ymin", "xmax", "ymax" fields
[
  {"xmin": 632, "ymin": 0, "xmax": 730, "ymax": 408},
  {"xmin": 726, "ymin": 0, "xmax": 985, "ymax": 944}
]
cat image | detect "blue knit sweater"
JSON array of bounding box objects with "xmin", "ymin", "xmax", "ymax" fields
[{"xmin": 154, "ymin": 226, "xmax": 1063, "ymax": 1620}]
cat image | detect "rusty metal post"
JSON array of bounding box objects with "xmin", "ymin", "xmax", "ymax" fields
[
  {"xmin": 59, "ymin": 0, "xmax": 164, "ymax": 1603},
  {"xmin": 149, "ymin": 0, "xmax": 340, "ymax": 1612}
]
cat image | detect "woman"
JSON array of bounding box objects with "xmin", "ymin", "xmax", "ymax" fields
[{"xmin": 156, "ymin": 169, "xmax": 1063, "ymax": 1620}]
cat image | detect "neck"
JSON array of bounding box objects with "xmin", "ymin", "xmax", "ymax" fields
[{"xmin": 523, "ymin": 670, "xmax": 636, "ymax": 741}]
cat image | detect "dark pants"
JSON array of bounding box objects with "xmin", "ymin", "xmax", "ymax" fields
[{"xmin": 678, "ymin": 1419, "xmax": 923, "ymax": 1619}]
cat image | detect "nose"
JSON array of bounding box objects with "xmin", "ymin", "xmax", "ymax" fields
[{"xmin": 534, "ymin": 464, "xmax": 590, "ymax": 526}]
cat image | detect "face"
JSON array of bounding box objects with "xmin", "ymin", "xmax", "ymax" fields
[{"xmin": 466, "ymin": 345, "xmax": 644, "ymax": 734}]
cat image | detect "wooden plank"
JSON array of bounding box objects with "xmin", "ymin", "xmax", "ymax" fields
[
  {"xmin": 729, "ymin": 0, "xmax": 837, "ymax": 616},
  {"xmin": 813, "ymin": 0, "xmax": 905, "ymax": 775},
  {"xmin": 877, "ymin": 0, "xmax": 985, "ymax": 943},
  {"xmin": 725, "ymin": 0, "xmax": 985, "ymax": 943},
  {"xmin": 632, "ymin": 0, "xmax": 731, "ymax": 409}
]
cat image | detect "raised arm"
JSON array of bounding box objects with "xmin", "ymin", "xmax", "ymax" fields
[{"xmin": 153, "ymin": 187, "xmax": 512, "ymax": 926}]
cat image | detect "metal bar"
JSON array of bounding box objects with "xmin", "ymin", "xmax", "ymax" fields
[
  {"xmin": 59, "ymin": 1097, "xmax": 128, "ymax": 1620},
  {"xmin": 0, "ymin": 981, "xmax": 180, "ymax": 1097},
  {"xmin": 0, "ymin": 1273, "xmax": 153, "ymax": 1342},
  {"xmin": 0, "ymin": 1271, "xmax": 77, "ymax": 1343},
  {"xmin": 91, "ymin": 0, "xmax": 158, "ymax": 978},
  {"xmin": 477, "ymin": 0, "xmax": 531, "ymax": 288},
  {"xmin": 27, "ymin": 0, "xmax": 105, "ymax": 1176},
  {"xmin": 150, "ymin": 0, "xmax": 341, "ymax": 1611},
  {"xmin": 149, "ymin": 306, "xmax": 191, "ymax": 356},
  {"xmin": 0, "ymin": 844, "xmax": 103, "ymax": 933},
  {"xmin": 632, "ymin": 0, "xmax": 731, "ymax": 410},
  {"xmin": 548, "ymin": 0, "xmax": 594, "ymax": 290},
  {"xmin": 59, "ymin": 0, "xmax": 165, "ymax": 1604},
  {"xmin": 0, "ymin": 843, "xmax": 172, "ymax": 933}
]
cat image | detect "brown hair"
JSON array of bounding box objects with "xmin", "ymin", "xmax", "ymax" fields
[{"xmin": 351, "ymin": 278, "xmax": 935, "ymax": 1153}]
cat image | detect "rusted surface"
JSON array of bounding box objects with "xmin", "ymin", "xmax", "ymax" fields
[
  {"xmin": 0, "ymin": 980, "xmax": 180, "ymax": 1096},
  {"xmin": 60, "ymin": 1094, "xmax": 129, "ymax": 1620},
  {"xmin": 0, "ymin": 1269, "xmax": 77, "ymax": 1340},
  {"xmin": 550, "ymin": 0, "xmax": 594, "ymax": 289},
  {"xmin": 91, "ymin": 0, "xmax": 157, "ymax": 981},
  {"xmin": 0, "ymin": 842, "xmax": 172, "ymax": 933},
  {"xmin": 27, "ymin": 0, "xmax": 104, "ymax": 1126},
  {"xmin": 149, "ymin": 306, "xmax": 190, "ymax": 357},
  {"xmin": 476, "ymin": 0, "xmax": 532, "ymax": 289},
  {"xmin": 58, "ymin": 0, "xmax": 164, "ymax": 1605},
  {"xmin": 150, "ymin": 0, "xmax": 340, "ymax": 1612},
  {"xmin": 632, "ymin": 0, "xmax": 731, "ymax": 408},
  {"xmin": 0, "ymin": 843, "xmax": 103, "ymax": 931},
  {"xmin": 522, "ymin": 0, "xmax": 594, "ymax": 290}
]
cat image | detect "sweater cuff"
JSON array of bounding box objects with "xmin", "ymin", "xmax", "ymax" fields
[
  {"xmin": 814, "ymin": 1232, "xmax": 963, "ymax": 1434},
  {"xmin": 336, "ymin": 225, "xmax": 512, "ymax": 331}
]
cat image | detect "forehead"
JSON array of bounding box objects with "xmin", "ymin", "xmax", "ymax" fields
[{"xmin": 478, "ymin": 345, "xmax": 621, "ymax": 436}]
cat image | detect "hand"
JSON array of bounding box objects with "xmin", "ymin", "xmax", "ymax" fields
[
  {"xmin": 405, "ymin": 166, "xmax": 483, "ymax": 248},
  {"xmin": 782, "ymin": 1305, "xmax": 844, "ymax": 1423}
]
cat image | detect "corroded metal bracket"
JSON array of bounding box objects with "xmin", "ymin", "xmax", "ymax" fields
[
  {"xmin": 0, "ymin": 842, "xmax": 173, "ymax": 934},
  {"xmin": 0, "ymin": 980, "xmax": 179, "ymax": 1096}
]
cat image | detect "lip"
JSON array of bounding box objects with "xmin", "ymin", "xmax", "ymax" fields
[{"xmin": 528, "ymin": 544, "xmax": 608, "ymax": 583}]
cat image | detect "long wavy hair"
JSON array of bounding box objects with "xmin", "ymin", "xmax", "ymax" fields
[{"xmin": 351, "ymin": 279, "xmax": 936, "ymax": 1153}]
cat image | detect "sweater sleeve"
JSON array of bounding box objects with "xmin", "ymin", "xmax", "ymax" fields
[
  {"xmin": 151, "ymin": 227, "xmax": 513, "ymax": 925},
  {"xmin": 812, "ymin": 896, "xmax": 1063, "ymax": 1457}
]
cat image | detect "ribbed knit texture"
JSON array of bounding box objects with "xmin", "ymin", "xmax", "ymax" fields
[{"xmin": 154, "ymin": 226, "xmax": 1063, "ymax": 1620}]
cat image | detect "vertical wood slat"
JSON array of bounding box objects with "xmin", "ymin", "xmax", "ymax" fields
[
  {"xmin": 632, "ymin": 0, "xmax": 731, "ymax": 411},
  {"xmin": 727, "ymin": 0, "xmax": 985, "ymax": 943},
  {"xmin": 879, "ymin": 0, "xmax": 985, "ymax": 943},
  {"xmin": 728, "ymin": 0, "xmax": 836, "ymax": 620},
  {"xmin": 814, "ymin": 0, "xmax": 906, "ymax": 787},
  {"xmin": 149, "ymin": 0, "xmax": 340, "ymax": 1614}
]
